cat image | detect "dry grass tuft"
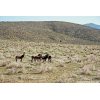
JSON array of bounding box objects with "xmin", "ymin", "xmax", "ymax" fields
[
  {"xmin": 6, "ymin": 62, "xmax": 23, "ymax": 69},
  {"xmin": 79, "ymin": 64, "xmax": 96, "ymax": 75},
  {"xmin": 0, "ymin": 60, "xmax": 11, "ymax": 67},
  {"xmin": 31, "ymin": 63, "xmax": 53, "ymax": 74}
]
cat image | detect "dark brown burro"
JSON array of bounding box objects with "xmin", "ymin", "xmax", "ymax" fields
[
  {"xmin": 31, "ymin": 54, "xmax": 42, "ymax": 62},
  {"xmin": 15, "ymin": 52, "xmax": 25, "ymax": 62},
  {"xmin": 42, "ymin": 53, "xmax": 51, "ymax": 62}
]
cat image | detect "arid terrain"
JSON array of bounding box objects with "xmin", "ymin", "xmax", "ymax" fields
[
  {"xmin": 0, "ymin": 40, "xmax": 100, "ymax": 83},
  {"xmin": 0, "ymin": 21, "xmax": 100, "ymax": 83}
]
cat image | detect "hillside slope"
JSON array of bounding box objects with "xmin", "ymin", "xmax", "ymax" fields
[
  {"xmin": 0, "ymin": 21, "xmax": 100, "ymax": 44},
  {"xmin": 84, "ymin": 23, "xmax": 100, "ymax": 30}
]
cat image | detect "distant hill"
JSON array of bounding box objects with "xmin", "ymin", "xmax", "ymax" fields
[
  {"xmin": 0, "ymin": 21, "xmax": 100, "ymax": 44},
  {"xmin": 84, "ymin": 23, "xmax": 100, "ymax": 30}
]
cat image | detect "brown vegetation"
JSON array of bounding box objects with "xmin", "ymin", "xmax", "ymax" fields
[{"xmin": 0, "ymin": 40, "xmax": 100, "ymax": 83}]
